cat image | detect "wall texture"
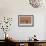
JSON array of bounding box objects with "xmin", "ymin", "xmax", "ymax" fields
[{"xmin": 0, "ymin": 0, "xmax": 46, "ymax": 40}]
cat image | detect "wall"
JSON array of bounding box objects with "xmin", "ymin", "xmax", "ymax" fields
[{"xmin": 0, "ymin": 0, "xmax": 46, "ymax": 40}]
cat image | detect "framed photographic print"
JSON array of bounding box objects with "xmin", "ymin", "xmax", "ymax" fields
[{"xmin": 18, "ymin": 15, "xmax": 34, "ymax": 27}]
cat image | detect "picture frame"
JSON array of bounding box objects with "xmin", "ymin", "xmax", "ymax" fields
[{"xmin": 18, "ymin": 15, "xmax": 34, "ymax": 27}]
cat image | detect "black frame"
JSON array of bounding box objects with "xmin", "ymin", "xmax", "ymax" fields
[{"xmin": 18, "ymin": 15, "xmax": 34, "ymax": 27}]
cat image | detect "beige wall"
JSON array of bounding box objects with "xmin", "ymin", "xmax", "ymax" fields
[{"xmin": 0, "ymin": 0, "xmax": 46, "ymax": 40}]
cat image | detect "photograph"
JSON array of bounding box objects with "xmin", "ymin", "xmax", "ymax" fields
[{"xmin": 18, "ymin": 15, "xmax": 34, "ymax": 27}]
